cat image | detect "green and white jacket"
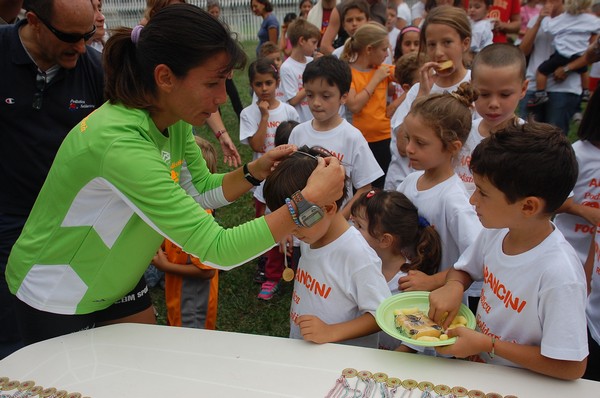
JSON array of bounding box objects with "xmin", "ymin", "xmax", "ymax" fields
[{"xmin": 7, "ymin": 102, "xmax": 274, "ymax": 315}]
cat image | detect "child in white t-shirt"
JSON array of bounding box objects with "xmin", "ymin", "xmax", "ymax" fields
[
  {"xmin": 280, "ymin": 19, "xmax": 321, "ymax": 122},
  {"xmin": 289, "ymin": 55, "xmax": 383, "ymax": 219},
  {"xmin": 263, "ymin": 146, "xmax": 391, "ymax": 348},
  {"xmin": 430, "ymin": 122, "xmax": 588, "ymax": 380},
  {"xmin": 350, "ymin": 189, "xmax": 441, "ymax": 352},
  {"xmin": 396, "ymin": 83, "xmax": 482, "ymax": 309},
  {"xmin": 388, "ymin": 6, "xmax": 473, "ymax": 191},
  {"xmin": 240, "ymin": 58, "xmax": 300, "ymax": 296},
  {"xmin": 528, "ymin": 0, "xmax": 600, "ymax": 107},
  {"xmin": 555, "ymin": 91, "xmax": 600, "ymax": 264},
  {"xmin": 467, "ymin": 0, "xmax": 493, "ymax": 64},
  {"xmin": 456, "ymin": 43, "xmax": 528, "ymax": 195},
  {"xmin": 584, "ymin": 223, "xmax": 600, "ymax": 381}
]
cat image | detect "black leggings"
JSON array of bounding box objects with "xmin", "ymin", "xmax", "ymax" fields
[
  {"xmin": 368, "ymin": 139, "xmax": 391, "ymax": 189},
  {"xmin": 14, "ymin": 277, "xmax": 152, "ymax": 345}
]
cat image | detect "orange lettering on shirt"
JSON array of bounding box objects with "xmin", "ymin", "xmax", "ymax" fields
[{"xmin": 483, "ymin": 265, "xmax": 527, "ymax": 313}]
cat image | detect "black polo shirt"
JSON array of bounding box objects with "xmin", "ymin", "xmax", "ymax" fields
[{"xmin": 0, "ymin": 19, "xmax": 104, "ymax": 215}]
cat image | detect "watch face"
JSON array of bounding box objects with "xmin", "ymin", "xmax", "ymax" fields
[{"xmin": 299, "ymin": 206, "xmax": 324, "ymax": 227}]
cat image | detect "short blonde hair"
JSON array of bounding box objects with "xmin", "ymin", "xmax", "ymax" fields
[
  {"xmin": 565, "ymin": 0, "xmax": 592, "ymax": 14},
  {"xmin": 340, "ymin": 21, "xmax": 387, "ymax": 62},
  {"xmin": 287, "ymin": 18, "xmax": 321, "ymax": 46},
  {"xmin": 194, "ymin": 136, "xmax": 218, "ymax": 173}
]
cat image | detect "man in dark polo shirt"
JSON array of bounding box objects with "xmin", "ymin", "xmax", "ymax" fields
[{"xmin": 0, "ymin": 0, "xmax": 103, "ymax": 358}]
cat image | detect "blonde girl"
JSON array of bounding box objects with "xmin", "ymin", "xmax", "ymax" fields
[
  {"xmin": 396, "ymin": 83, "xmax": 482, "ymax": 310},
  {"xmin": 386, "ymin": 5, "xmax": 472, "ymax": 194},
  {"xmin": 343, "ymin": 22, "xmax": 395, "ymax": 189},
  {"xmin": 350, "ymin": 189, "xmax": 441, "ymax": 350}
]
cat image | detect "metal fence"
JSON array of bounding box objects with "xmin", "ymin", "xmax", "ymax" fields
[{"xmin": 102, "ymin": 0, "xmax": 302, "ymax": 42}]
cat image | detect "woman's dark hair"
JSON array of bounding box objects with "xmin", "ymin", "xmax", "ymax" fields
[
  {"xmin": 251, "ymin": 0, "xmax": 273, "ymax": 13},
  {"xmin": 577, "ymin": 90, "xmax": 600, "ymax": 143},
  {"xmin": 248, "ymin": 57, "xmax": 279, "ymax": 83},
  {"xmin": 103, "ymin": 4, "xmax": 246, "ymax": 109},
  {"xmin": 350, "ymin": 190, "xmax": 441, "ymax": 276}
]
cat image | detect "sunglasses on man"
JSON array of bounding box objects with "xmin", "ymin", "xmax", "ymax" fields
[{"xmin": 36, "ymin": 13, "xmax": 96, "ymax": 43}]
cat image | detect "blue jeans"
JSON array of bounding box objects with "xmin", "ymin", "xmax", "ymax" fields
[{"xmin": 519, "ymin": 91, "xmax": 579, "ymax": 136}]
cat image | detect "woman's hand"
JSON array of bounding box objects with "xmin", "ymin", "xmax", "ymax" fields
[
  {"xmin": 301, "ymin": 157, "xmax": 346, "ymax": 207},
  {"xmin": 217, "ymin": 132, "xmax": 241, "ymax": 167},
  {"xmin": 249, "ymin": 144, "xmax": 297, "ymax": 181}
]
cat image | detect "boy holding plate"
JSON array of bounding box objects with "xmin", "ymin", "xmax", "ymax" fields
[{"xmin": 428, "ymin": 121, "xmax": 588, "ymax": 380}]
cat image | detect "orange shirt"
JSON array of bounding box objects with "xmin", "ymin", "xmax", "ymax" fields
[
  {"xmin": 350, "ymin": 65, "xmax": 395, "ymax": 143},
  {"xmin": 163, "ymin": 210, "xmax": 219, "ymax": 330}
]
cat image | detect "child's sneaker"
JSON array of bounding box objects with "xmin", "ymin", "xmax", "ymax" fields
[
  {"xmin": 581, "ymin": 89, "xmax": 591, "ymax": 102},
  {"xmin": 527, "ymin": 90, "xmax": 548, "ymax": 108},
  {"xmin": 258, "ymin": 280, "xmax": 280, "ymax": 300}
]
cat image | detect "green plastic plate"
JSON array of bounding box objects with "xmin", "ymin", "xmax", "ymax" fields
[{"xmin": 376, "ymin": 291, "xmax": 476, "ymax": 347}]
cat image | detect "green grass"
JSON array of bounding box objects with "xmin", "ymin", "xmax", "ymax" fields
[{"xmin": 150, "ymin": 40, "xmax": 293, "ymax": 337}]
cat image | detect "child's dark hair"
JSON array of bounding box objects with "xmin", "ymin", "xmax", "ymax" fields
[
  {"xmin": 394, "ymin": 52, "xmax": 426, "ymax": 86},
  {"xmin": 302, "ymin": 55, "xmax": 352, "ymax": 95},
  {"xmin": 248, "ymin": 57, "xmax": 279, "ymax": 83},
  {"xmin": 284, "ymin": 12, "xmax": 298, "ymax": 24},
  {"xmin": 264, "ymin": 146, "xmax": 349, "ymax": 211},
  {"xmin": 287, "ymin": 18, "xmax": 321, "ymax": 46},
  {"xmin": 350, "ymin": 190, "xmax": 441, "ymax": 275},
  {"xmin": 341, "ymin": 0, "xmax": 370, "ymax": 22},
  {"xmin": 409, "ymin": 82, "xmax": 478, "ymax": 150},
  {"xmin": 394, "ymin": 25, "xmax": 420, "ymax": 62},
  {"xmin": 471, "ymin": 43, "xmax": 526, "ymax": 82},
  {"xmin": 470, "ymin": 120, "xmax": 578, "ymax": 214},
  {"xmin": 275, "ymin": 120, "xmax": 300, "ymax": 146},
  {"xmin": 577, "ymin": 91, "xmax": 600, "ymax": 143},
  {"xmin": 259, "ymin": 41, "xmax": 280, "ymax": 57}
]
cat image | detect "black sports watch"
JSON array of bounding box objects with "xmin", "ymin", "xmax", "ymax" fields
[
  {"xmin": 243, "ymin": 163, "xmax": 263, "ymax": 186},
  {"xmin": 291, "ymin": 190, "xmax": 324, "ymax": 228}
]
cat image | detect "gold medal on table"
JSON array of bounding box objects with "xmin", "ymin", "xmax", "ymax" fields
[{"xmin": 282, "ymin": 255, "xmax": 294, "ymax": 282}]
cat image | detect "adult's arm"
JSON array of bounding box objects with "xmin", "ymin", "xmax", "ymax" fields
[
  {"xmin": 204, "ymin": 112, "xmax": 241, "ymax": 167},
  {"xmin": 554, "ymin": 35, "xmax": 600, "ymax": 82},
  {"xmin": 320, "ymin": 7, "xmax": 340, "ymax": 55}
]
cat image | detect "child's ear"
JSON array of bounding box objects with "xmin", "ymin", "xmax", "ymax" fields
[
  {"xmin": 401, "ymin": 83, "xmax": 411, "ymax": 92},
  {"xmin": 520, "ymin": 196, "xmax": 546, "ymax": 217},
  {"xmin": 324, "ymin": 202, "xmax": 337, "ymax": 215},
  {"xmin": 340, "ymin": 92, "xmax": 349, "ymax": 105},
  {"xmin": 449, "ymin": 139, "xmax": 463, "ymax": 156},
  {"xmin": 380, "ymin": 233, "xmax": 394, "ymax": 249},
  {"xmin": 461, "ymin": 36, "xmax": 471, "ymax": 54},
  {"xmin": 520, "ymin": 79, "xmax": 529, "ymax": 99}
]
